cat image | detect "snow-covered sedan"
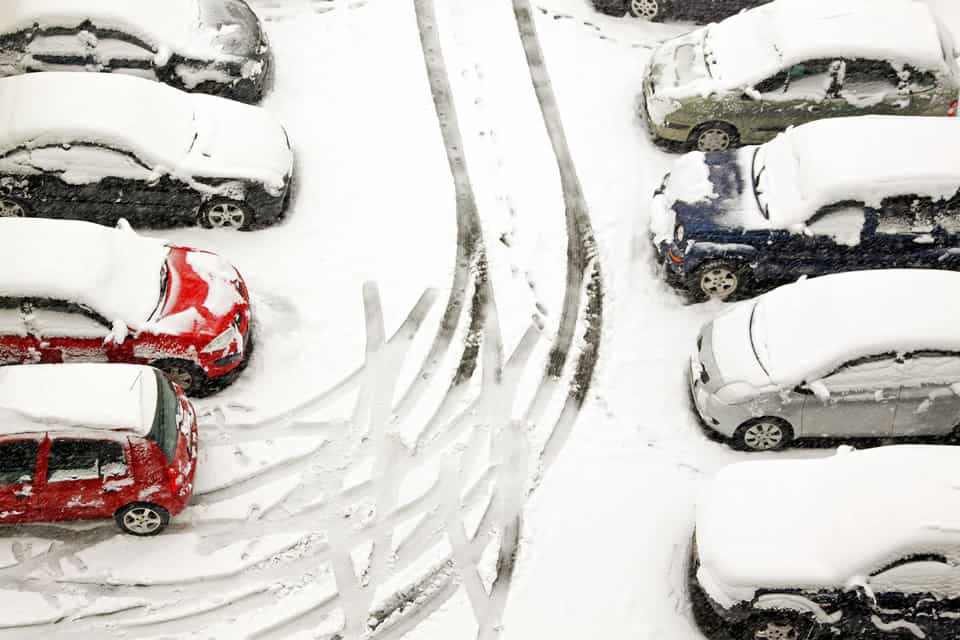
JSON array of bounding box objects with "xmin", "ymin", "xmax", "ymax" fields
[
  {"xmin": 0, "ymin": 72, "xmax": 292, "ymax": 229},
  {"xmin": 650, "ymin": 116, "xmax": 960, "ymax": 301},
  {"xmin": 692, "ymin": 446, "xmax": 960, "ymax": 639},
  {"xmin": 0, "ymin": 0, "xmax": 271, "ymax": 103},
  {"xmin": 0, "ymin": 218, "xmax": 252, "ymax": 395},
  {"xmin": 690, "ymin": 270, "xmax": 960, "ymax": 451},
  {"xmin": 641, "ymin": 0, "xmax": 960, "ymax": 151}
]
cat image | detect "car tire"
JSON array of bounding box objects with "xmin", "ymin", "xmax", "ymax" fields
[
  {"xmin": 742, "ymin": 613, "xmax": 813, "ymax": 640},
  {"xmin": 199, "ymin": 199, "xmax": 252, "ymax": 230},
  {"xmin": 733, "ymin": 418, "xmax": 794, "ymax": 452},
  {"xmin": 115, "ymin": 502, "xmax": 170, "ymax": 536},
  {"xmin": 689, "ymin": 260, "xmax": 748, "ymax": 301},
  {"xmin": 0, "ymin": 195, "xmax": 30, "ymax": 218},
  {"xmin": 152, "ymin": 359, "xmax": 210, "ymax": 396},
  {"xmin": 689, "ymin": 122, "xmax": 739, "ymax": 152},
  {"xmin": 627, "ymin": 0, "xmax": 669, "ymax": 20}
]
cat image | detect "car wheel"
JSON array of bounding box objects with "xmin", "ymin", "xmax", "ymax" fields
[
  {"xmin": 690, "ymin": 122, "xmax": 739, "ymax": 152},
  {"xmin": 0, "ymin": 196, "xmax": 28, "ymax": 218},
  {"xmin": 691, "ymin": 260, "xmax": 746, "ymax": 301},
  {"xmin": 152, "ymin": 359, "xmax": 209, "ymax": 395},
  {"xmin": 627, "ymin": 0, "xmax": 661, "ymax": 19},
  {"xmin": 200, "ymin": 199, "xmax": 251, "ymax": 230},
  {"xmin": 115, "ymin": 502, "xmax": 170, "ymax": 536},
  {"xmin": 743, "ymin": 614, "xmax": 812, "ymax": 640},
  {"xmin": 734, "ymin": 418, "xmax": 794, "ymax": 452}
]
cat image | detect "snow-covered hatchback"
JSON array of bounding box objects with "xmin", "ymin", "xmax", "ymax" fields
[
  {"xmin": 0, "ymin": 72, "xmax": 293, "ymax": 230},
  {"xmin": 0, "ymin": 0, "xmax": 271, "ymax": 103},
  {"xmin": 0, "ymin": 364, "xmax": 198, "ymax": 536},
  {"xmin": 690, "ymin": 270, "xmax": 960, "ymax": 451},
  {"xmin": 692, "ymin": 445, "xmax": 960, "ymax": 640},
  {"xmin": 0, "ymin": 218, "xmax": 252, "ymax": 395}
]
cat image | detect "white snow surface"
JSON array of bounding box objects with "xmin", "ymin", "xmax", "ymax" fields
[
  {"xmin": 0, "ymin": 218, "xmax": 169, "ymax": 325},
  {"xmin": 0, "ymin": 363, "xmax": 158, "ymax": 435},
  {"xmin": 696, "ymin": 445, "xmax": 960, "ymax": 600}
]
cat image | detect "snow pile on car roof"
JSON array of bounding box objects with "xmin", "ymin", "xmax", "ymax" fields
[
  {"xmin": 0, "ymin": 363, "xmax": 159, "ymax": 436},
  {"xmin": 707, "ymin": 0, "xmax": 945, "ymax": 90},
  {"xmin": 0, "ymin": 218, "xmax": 169, "ymax": 326},
  {"xmin": 0, "ymin": 72, "xmax": 196, "ymax": 166},
  {"xmin": 697, "ymin": 445, "xmax": 960, "ymax": 602},
  {"xmin": 749, "ymin": 269, "xmax": 960, "ymax": 386}
]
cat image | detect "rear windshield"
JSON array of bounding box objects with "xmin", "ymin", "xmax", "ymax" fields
[{"xmin": 146, "ymin": 371, "xmax": 179, "ymax": 464}]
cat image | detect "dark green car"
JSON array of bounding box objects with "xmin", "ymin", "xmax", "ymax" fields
[{"xmin": 640, "ymin": 0, "xmax": 960, "ymax": 152}]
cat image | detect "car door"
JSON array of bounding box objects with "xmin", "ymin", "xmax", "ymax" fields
[
  {"xmin": 0, "ymin": 438, "xmax": 41, "ymax": 524},
  {"xmin": 0, "ymin": 297, "xmax": 39, "ymax": 365},
  {"xmin": 21, "ymin": 299, "xmax": 132, "ymax": 365},
  {"xmin": 23, "ymin": 29, "xmax": 96, "ymax": 72},
  {"xmin": 892, "ymin": 352, "xmax": 960, "ymax": 437},
  {"xmin": 869, "ymin": 195, "xmax": 944, "ymax": 268},
  {"xmin": 800, "ymin": 355, "xmax": 900, "ymax": 437},
  {"xmin": 41, "ymin": 438, "xmax": 119, "ymax": 522},
  {"xmin": 749, "ymin": 59, "xmax": 841, "ymax": 139},
  {"xmin": 786, "ymin": 202, "xmax": 868, "ymax": 277}
]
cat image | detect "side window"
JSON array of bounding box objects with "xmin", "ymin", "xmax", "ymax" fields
[
  {"xmin": 22, "ymin": 299, "xmax": 110, "ymax": 339},
  {"xmin": 806, "ymin": 202, "xmax": 865, "ymax": 246},
  {"xmin": 0, "ymin": 149, "xmax": 40, "ymax": 175},
  {"xmin": 25, "ymin": 32, "xmax": 93, "ymax": 59},
  {"xmin": 877, "ymin": 196, "xmax": 935, "ymax": 235},
  {"xmin": 896, "ymin": 352, "xmax": 960, "ymax": 386},
  {"xmin": 899, "ymin": 64, "xmax": 938, "ymax": 94},
  {"xmin": 27, "ymin": 145, "xmax": 153, "ymax": 181},
  {"xmin": 822, "ymin": 354, "xmax": 898, "ymax": 392},
  {"xmin": 756, "ymin": 60, "xmax": 834, "ymax": 100},
  {"xmin": 100, "ymin": 441, "xmax": 128, "ymax": 479},
  {"xmin": 840, "ymin": 58, "xmax": 900, "ymax": 103},
  {"xmin": 871, "ymin": 556, "xmax": 959, "ymax": 596},
  {"xmin": 0, "ymin": 297, "xmax": 25, "ymax": 335},
  {"xmin": 94, "ymin": 38, "xmax": 155, "ymax": 65},
  {"xmin": 0, "ymin": 440, "xmax": 39, "ymax": 485},
  {"xmin": 934, "ymin": 190, "xmax": 960, "ymax": 234},
  {"xmin": 47, "ymin": 440, "xmax": 101, "ymax": 482}
]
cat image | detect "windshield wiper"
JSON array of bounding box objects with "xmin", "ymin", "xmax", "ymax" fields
[
  {"xmin": 748, "ymin": 302, "xmax": 770, "ymax": 378},
  {"xmin": 750, "ymin": 147, "xmax": 771, "ymax": 220},
  {"xmin": 151, "ymin": 263, "xmax": 169, "ymax": 321}
]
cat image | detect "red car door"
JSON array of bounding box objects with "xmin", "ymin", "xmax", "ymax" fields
[
  {"xmin": 39, "ymin": 438, "xmax": 115, "ymax": 523},
  {"xmin": 25, "ymin": 300, "xmax": 134, "ymax": 365},
  {"xmin": 0, "ymin": 438, "xmax": 42, "ymax": 524},
  {"xmin": 0, "ymin": 300, "xmax": 40, "ymax": 365}
]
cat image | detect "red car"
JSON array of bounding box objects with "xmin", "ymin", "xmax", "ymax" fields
[
  {"xmin": 0, "ymin": 364, "xmax": 198, "ymax": 535},
  {"xmin": 0, "ymin": 218, "xmax": 252, "ymax": 394}
]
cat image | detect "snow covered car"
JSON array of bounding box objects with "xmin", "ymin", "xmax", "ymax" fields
[
  {"xmin": 0, "ymin": 0, "xmax": 271, "ymax": 103},
  {"xmin": 0, "ymin": 218, "xmax": 252, "ymax": 395},
  {"xmin": 640, "ymin": 0, "xmax": 960, "ymax": 152},
  {"xmin": 690, "ymin": 270, "xmax": 960, "ymax": 451},
  {"xmin": 592, "ymin": 0, "xmax": 768, "ymax": 23},
  {"xmin": 650, "ymin": 116, "xmax": 960, "ymax": 301},
  {"xmin": 0, "ymin": 363, "xmax": 197, "ymax": 536},
  {"xmin": 0, "ymin": 72, "xmax": 292, "ymax": 230},
  {"xmin": 691, "ymin": 445, "xmax": 960, "ymax": 640}
]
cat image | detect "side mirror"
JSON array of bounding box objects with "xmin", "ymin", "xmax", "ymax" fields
[
  {"xmin": 794, "ymin": 384, "xmax": 813, "ymax": 396},
  {"xmin": 847, "ymin": 576, "xmax": 877, "ymax": 609}
]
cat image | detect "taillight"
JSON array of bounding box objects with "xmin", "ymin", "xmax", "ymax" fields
[
  {"xmin": 167, "ymin": 467, "xmax": 181, "ymax": 494},
  {"xmin": 949, "ymin": 99, "xmax": 958, "ymax": 117}
]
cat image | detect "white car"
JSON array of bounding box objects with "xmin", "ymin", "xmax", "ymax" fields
[
  {"xmin": 692, "ymin": 445, "xmax": 960, "ymax": 640},
  {"xmin": 0, "ymin": 72, "xmax": 292, "ymax": 229},
  {"xmin": 690, "ymin": 269, "xmax": 960, "ymax": 450},
  {"xmin": 0, "ymin": 0, "xmax": 271, "ymax": 102}
]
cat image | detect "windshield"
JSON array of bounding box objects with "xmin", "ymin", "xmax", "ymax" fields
[
  {"xmin": 146, "ymin": 370, "xmax": 180, "ymax": 464},
  {"xmin": 198, "ymin": 0, "xmax": 261, "ymax": 56}
]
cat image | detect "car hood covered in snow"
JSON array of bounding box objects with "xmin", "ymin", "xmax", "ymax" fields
[
  {"xmin": 184, "ymin": 93, "xmax": 293, "ymax": 195},
  {"xmin": 696, "ymin": 446, "xmax": 960, "ymax": 603}
]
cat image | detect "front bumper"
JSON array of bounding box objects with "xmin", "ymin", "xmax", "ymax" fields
[
  {"xmin": 640, "ymin": 86, "xmax": 694, "ymax": 144},
  {"xmin": 651, "ymin": 234, "xmax": 687, "ymax": 289}
]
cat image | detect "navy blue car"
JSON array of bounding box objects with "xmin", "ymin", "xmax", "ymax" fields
[{"xmin": 648, "ymin": 116, "xmax": 960, "ymax": 301}]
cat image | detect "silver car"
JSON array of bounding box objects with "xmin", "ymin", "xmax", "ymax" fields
[{"xmin": 691, "ymin": 269, "xmax": 960, "ymax": 450}]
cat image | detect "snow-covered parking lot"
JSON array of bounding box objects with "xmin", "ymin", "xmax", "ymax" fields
[{"xmin": 3, "ymin": 0, "xmax": 960, "ymax": 638}]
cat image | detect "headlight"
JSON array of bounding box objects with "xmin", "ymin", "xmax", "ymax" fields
[
  {"xmin": 675, "ymin": 224, "xmax": 685, "ymax": 243},
  {"xmin": 201, "ymin": 326, "xmax": 238, "ymax": 353}
]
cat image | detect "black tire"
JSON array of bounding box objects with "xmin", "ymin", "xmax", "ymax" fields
[
  {"xmin": 198, "ymin": 198, "xmax": 253, "ymax": 230},
  {"xmin": 733, "ymin": 418, "xmax": 794, "ymax": 452},
  {"xmin": 627, "ymin": 0, "xmax": 670, "ymax": 20},
  {"xmin": 688, "ymin": 260, "xmax": 748, "ymax": 302},
  {"xmin": 115, "ymin": 502, "xmax": 170, "ymax": 536},
  {"xmin": 742, "ymin": 613, "xmax": 813, "ymax": 640},
  {"xmin": 689, "ymin": 121, "xmax": 740, "ymax": 153},
  {"xmin": 152, "ymin": 359, "xmax": 209, "ymax": 396},
  {"xmin": 0, "ymin": 195, "xmax": 30, "ymax": 218}
]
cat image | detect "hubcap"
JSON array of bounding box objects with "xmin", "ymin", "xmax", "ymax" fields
[
  {"xmin": 122, "ymin": 507, "xmax": 163, "ymax": 534},
  {"xmin": 699, "ymin": 267, "xmax": 738, "ymax": 298},
  {"xmin": 697, "ymin": 128, "xmax": 731, "ymax": 152},
  {"xmin": 0, "ymin": 198, "xmax": 25, "ymax": 217},
  {"xmin": 206, "ymin": 202, "xmax": 246, "ymax": 229},
  {"xmin": 743, "ymin": 422, "xmax": 785, "ymax": 451},
  {"xmin": 164, "ymin": 366, "xmax": 194, "ymax": 390},
  {"xmin": 629, "ymin": 0, "xmax": 659, "ymax": 19},
  {"xmin": 754, "ymin": 621, "xmax": 799, "ymax": 640}
]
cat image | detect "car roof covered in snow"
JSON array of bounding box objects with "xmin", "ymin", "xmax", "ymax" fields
[
  {"xmin": 0, "ymin": 72, "xmax": 196, "ymax": 166},
  {"xmin": 0, "ymin": 364, "xmax": 160, "ymax": 437},
  {"xmin": 696, "ymin": 445, "xmax": 960, "ymax": 599},
  {"xmin": 745, "ymin": 269, "xmax": 960, "ymax": 388},
  {"xmin": 761, "ymin": 116, "xmax": 960, "ymax": 229},
  {"xmin": 0, "ymin": 0, "xmax": 204, "ymax": 56},
  {"xmin": 0, "ymin": 218, "xmax": 169, "ymax": 326},
  {"xmin": 709, "ymin": 0, "xmax": 948, "ymax": 89}
]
